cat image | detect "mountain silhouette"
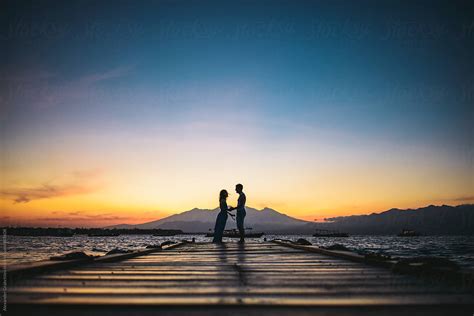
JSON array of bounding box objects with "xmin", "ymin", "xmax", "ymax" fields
[
  {"xmin": 314, "ymin": 204, "xmax": 474, "ymax": 235},
  {"xmin": 108, "ymin": 204, "xmax": 474, "ymax": 235},
  {"xmin": 108, "ymin": 207, "xmax": 309, "ymax": 233}
]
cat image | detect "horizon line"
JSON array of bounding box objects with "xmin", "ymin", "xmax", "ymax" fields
[{"xmin": 1, "ymin": 203, "xmax": 471, "ymax": 229}]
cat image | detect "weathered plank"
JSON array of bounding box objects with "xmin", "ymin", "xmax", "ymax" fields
[
  {"xmin": 6, "ymin": 242, "xmax": 184, "ymax": 283},
  {"xmin": 7, "ymin": 241, "xmax": 474, "ymax": 315}
]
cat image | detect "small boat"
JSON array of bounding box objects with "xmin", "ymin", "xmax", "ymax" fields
[
  {"xmin": 206, "ymin": 229, "xmax": 264, "ymax": 238},
  {"xmin": 313, "ymin": 229, "xmax": 349, "ymax": 237},
  {"xmin": 397, "ymin": 229, "xmax": 421, "ymax": 237}
]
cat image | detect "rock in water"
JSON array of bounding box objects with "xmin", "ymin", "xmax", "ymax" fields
[
  {"xmin": 322, "ymin": 244, "xmax": 349, "ymax": 251},
  {"xmin": 365, "ymin": 253, "xmax": 392, "ymax": 262},
  {"xmin": 161, "ymin": 240, "xmax": 176, "ymax": 247},
  {"xmin": 295, "ymin": 238, "xmax": 312, "ymax": 245},
  {"xmin": 91, "ymin": 247, "xmax": 106, "ymax": 252},
  {"xmin": 50, "ymin": 252, "xmax": 93, "ymax": 261},
  {"xmin": 106, "ymin": 248, "xmax": 133, "ymax": 255},
  {"xmin": 145, "ymin": 244, "xmax": 162, "ymax": 249}
]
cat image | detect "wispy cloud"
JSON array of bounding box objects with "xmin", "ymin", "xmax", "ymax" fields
[
  {"xmin": 31, "ymin": 211, "xmax": 157, "ymax": 227},
  {"xmin": 37, "ymin": 212, "xmax": 132, "ymax": 222},
  {"xmin": 0, "ymin": 212, "xmax": 149, "ymax": 228},
  {"xmin": 0, "ymin": 168, "xmax": 103, "ymax": 203},
  {"xmin": 0, "ymin": 183, "xmax": 96, "ymax": 203},
  {"xmin": 424, "ymin": 195, "xmax": 474, "ymax": 204},
  {"xmin": 447, "ymin": 196, "xmax": 474, "ymax": 202},
  {"xmin": 79, "ymin": 66, "xmax": 133, "ymax": 84}
]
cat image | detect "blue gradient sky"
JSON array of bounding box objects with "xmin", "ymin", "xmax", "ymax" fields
[{"xmin": 1, "ymin": 0, "xmax": 473, "ymax": 226}]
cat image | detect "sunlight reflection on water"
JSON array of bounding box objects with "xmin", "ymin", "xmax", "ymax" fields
[{"xmin": 6, "ymin": 234, "xmax": 474, "ymax": 268}]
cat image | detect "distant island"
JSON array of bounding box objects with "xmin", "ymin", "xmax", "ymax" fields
[{"xmin": 3, "ymin": 227, "xmax": 183, "ymax": 237}]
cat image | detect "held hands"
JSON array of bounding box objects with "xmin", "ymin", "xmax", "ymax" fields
[{"xmin": 226, "ymin": 208, "xmax": 236, "ymax": 219}]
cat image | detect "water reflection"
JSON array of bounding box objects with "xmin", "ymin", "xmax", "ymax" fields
[{"xmin": 6, "ymin": 234, "xmax": 474, "ymax": 268}]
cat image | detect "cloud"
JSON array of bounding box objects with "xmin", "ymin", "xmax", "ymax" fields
[
  {"xmin": 431, "ymin": 195, "xmax": 474, "ymax": 204},
  {"xmin": 450, "ymin": 195, "xmax": 474, "ymax": 202},
  {"xmin": 0, "ymin": 183, "xmax": 96, "ymax": 204},
  {"xmin": 31, "ymin": 211, "xmax": 152, "ymax": 226},
  {"xmin": 79, "ymin": 66, "xmax": 133, "ymax": 84},
  {"xmin": 37, "ymin": 213, "xmax": 132, "ymax": 222},
  {"xmin": 0, "ymin": 168, "xmax": 103, "ymax": 204}
]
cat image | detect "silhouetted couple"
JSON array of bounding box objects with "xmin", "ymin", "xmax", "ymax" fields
[{"xmin": 212, "ymin": 183, "xmax": 246, "ymax": 244}]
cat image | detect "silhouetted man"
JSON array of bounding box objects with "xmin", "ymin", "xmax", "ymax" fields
[{"xmin": 230, "ymin": 183, "xmax": 246, "ymax": 243}]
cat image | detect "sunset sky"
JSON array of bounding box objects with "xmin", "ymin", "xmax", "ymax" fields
[{"xmin": 1, "ymin": 0, "xmax": 473, "ymax": 227}]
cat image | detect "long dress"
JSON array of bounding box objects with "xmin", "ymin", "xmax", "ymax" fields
[{"xmin": 212, "ymin": 199, "xmax": 228, "ymax": 243}]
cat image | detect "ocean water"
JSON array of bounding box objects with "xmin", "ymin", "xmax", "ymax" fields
[{"xmin": 5, "ymin": 234, "xmax": 474, "ymax": 268}]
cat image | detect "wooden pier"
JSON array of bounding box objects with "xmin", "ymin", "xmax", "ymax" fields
[{"xmin": 7, "ymin": 241, "xmax": 474, "ymax": 315}]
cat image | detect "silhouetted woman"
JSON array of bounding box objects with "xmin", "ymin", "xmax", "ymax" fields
[{"xmin": 213, "ymin": 190, "xmax": 229, "ymax": 243}]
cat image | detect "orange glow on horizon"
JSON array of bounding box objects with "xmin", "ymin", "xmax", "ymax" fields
[
  {"xmin": 2, "ymin": 120, "xmax": 472, "ymax": 228},
  {"xmin": 1, "ymin": 191, "xmax": 473, "ymax": 227}
]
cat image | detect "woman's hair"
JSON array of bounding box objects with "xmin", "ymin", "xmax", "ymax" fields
[{"xmin": 219, "ymin": 189, "xmax": 228, "ymax": 201}]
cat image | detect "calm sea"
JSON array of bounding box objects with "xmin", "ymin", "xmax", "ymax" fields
[{"xmin": 5, "ymin": 234, "xmax": 474, "ymax": 268}]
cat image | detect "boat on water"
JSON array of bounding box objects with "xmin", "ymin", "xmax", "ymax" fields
[
  {"xmin": 206, "ymin": 228, "xmax": 264, "ymax": 238},
  {"xmin": 313, "ymin": 229, "xmax": 349, "ymax": 237},
  {"xmin": 398, "ymin": 229, "xmax": 421, "ymax": 237}
]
